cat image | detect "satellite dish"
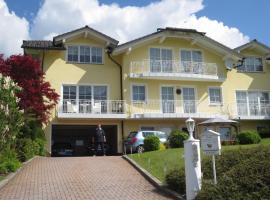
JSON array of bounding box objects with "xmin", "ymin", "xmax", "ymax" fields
[{"xmin": 225, "ymin": 58, "xmax": 233, "ymax": 70}]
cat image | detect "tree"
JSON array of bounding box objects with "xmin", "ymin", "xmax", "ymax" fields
[
  {"xmin": 0, "ymin": 75, "xmax": 24, "ymax": 150},
  {"xmin": 0, "ymin": 55, "xmax": 59, "ymax": 124}
]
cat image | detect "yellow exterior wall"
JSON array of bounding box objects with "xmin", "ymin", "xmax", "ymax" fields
[
  {"xmin": 24, "ymin": 33, "xmax": 270, "ymax": 153},
  {"xmin": 120, "ymin": 37, "xmax": 227, "ymax": 115}
]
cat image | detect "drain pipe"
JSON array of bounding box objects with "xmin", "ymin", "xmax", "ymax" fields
[{"xmin": 106, "ymin": 47, "xmax": 125, "ymax": 154}]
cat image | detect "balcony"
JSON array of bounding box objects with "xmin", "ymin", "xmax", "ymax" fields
[
  {"xmin": 230, "ymin": 102, "xmax": 270, "ymax": 120},
  {"xmin": 57, "ymin": 100, "xmax": 127, "ymax": 119},
  {"xmin": 130, "ymin": 60, "xmax": 223, "ymax": 81},
  {"xmin": 130, "ymin": 100, "xmax": 225, "ymax": 119}
]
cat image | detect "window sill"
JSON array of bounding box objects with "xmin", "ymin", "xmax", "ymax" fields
[
  {"xmin": 209, "ymin": 103, "xmax": 223, "ymax": 106},
  {"xmin": 66, "ymin": 61, "xmax": 104, "ymax": 65}
]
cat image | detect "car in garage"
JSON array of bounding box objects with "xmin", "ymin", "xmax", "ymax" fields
[{"xmin": 52, "ymin": 142, "xmax": 74, "ymax": 156}]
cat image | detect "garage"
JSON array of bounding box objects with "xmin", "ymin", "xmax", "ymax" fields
[{"xmin": 51, "ymin": 125, "xmax": 118, "ymax": 156}]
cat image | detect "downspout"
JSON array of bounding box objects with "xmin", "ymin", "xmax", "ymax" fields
[{"xmin": 106, "ymin": 47, "xmax": 125, "ymax": 154}]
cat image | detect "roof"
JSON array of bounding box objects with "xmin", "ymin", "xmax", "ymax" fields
[
  {"xmin": 235, "ymin": 39, "xmax": 270, "ymax": 52},
  {"xmin": 198, "ymin": 118, "xmax": 238, "ymax": 125},
  {"xmin": 21, "ymin": 40, "xmax": 66, "ymax": 50},
  {"xmin": 116, "ymin": 27, "xmax": 205, "ymax": 50},
  {"xmin": 113, "ymin": 27, "xmax": 242, "ymax": 59},
  {"xmin": 53, "ymin": 25, "xmax": 119, "ymax": 45}
]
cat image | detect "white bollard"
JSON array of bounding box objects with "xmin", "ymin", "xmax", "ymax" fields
[{"xmin": 184, "ymin": 138, "xmax": 202, "ymax": 200}]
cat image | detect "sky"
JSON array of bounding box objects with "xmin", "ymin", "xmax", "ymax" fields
[{"xmin": 1, "ymin": 0, "xmax": 269, "ymax": 55}]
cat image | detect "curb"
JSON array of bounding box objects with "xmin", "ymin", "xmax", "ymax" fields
[
  {"xmin": 123, "ymin": 155, "xmax": 184, "ymax": 200},
  {"xmin": 0, "ymin": 156, "xmax": 38, "ymax": 190}
]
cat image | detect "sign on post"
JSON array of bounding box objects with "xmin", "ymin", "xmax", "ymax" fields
[
  {"xmin": 201, "ymin": 130, "xmax": 221, "ymax": 155},
  {"xmin": 201, "ymin": 130, "xmax": 221, "ymax": 184}
]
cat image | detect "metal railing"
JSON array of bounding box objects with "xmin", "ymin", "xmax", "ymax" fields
[
  {"xmin": 130, "ymin": 60, "xmax": 218, "ymax": 76},
  {"xmin": 130, "ymin": 100, "xmax": 198, "ymax": 114},
  {"xmin": 233, "ymin": 101, "xmax": 270, "ymax": 117},
  {"xmin": 58, "ymin": 99, "xmax": 126, "ymax": 115}
]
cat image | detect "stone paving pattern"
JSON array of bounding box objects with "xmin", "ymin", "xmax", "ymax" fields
[{"xmin": 0, "ymin": 157, "xmax": 173, "ymax": 200}]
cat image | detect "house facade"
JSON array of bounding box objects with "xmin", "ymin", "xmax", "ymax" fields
[{"xmin": 22, "ymin": 26, "xmax": 270, "ymax": 155}]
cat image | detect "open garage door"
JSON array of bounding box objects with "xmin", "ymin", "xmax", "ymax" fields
[{"xmin": 52, "ymin": 125, "xmax": 117, "ymax": 156}]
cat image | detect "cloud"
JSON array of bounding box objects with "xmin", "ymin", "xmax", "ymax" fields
[
  {"xmin": 0, "ymin": 0, "xmax": 29, "ymax": 56},
  {"xmin": 0, "ymin": 0, "xmax": 250, "ymax": 55},
  {"xmin": 30, "ymin": 0, "xmax": 249, "ymax": 48}
]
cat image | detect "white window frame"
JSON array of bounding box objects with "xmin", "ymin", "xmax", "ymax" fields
[
  {"xmin": 66, "ymin": 45, "xmax": 104, "ymax": 64},
  {"xmin": 180, "ymin": 49, "xmax": 203, "ymax": 63},
  {"xmin": 208, "ymin": 87, "xmax": 223, "ymax": 106},
  {"xmin": 131, "ymin": 84, "xmax": 147, "ymax": 103},
  {"xmin": 237, "ymin": 56, "xmax": 263, "ymax": 72}
]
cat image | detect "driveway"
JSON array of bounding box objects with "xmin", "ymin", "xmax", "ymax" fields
[{"xmin": 0, "ymin": 157, "xmax": 173, "ymax": 200}]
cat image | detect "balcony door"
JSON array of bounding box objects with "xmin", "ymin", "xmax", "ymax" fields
[
  {"xmin": 236, "ymin": 91, "xmax": 270, "ymax": 116},
  {"xmin": 180, "ymin": 50, "xmax": 202, "ymax": 73},
  {"xmin": 150, "ymin": 48, "xmax": 172, "ymax": 73},
  {"xmin": 161, "ymin": 87, "xmax": 175, "ymax": 113},
  {"xmin": 93, "ymin": 86, "xmax": 108, "ymax": 113},
  {"xmin": 183, "ymin": 87, "xmax": 196, "ymax": 113},
  {"xmin": 63, "ymin": 86, "xmax": 77, "ymax": 113}
]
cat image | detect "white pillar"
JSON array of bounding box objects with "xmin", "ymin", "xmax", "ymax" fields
[{"xmin": 184, "ymin": 138, "xmax": 202, "ymax": 200}]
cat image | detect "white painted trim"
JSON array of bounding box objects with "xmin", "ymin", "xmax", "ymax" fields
[{"xmin": 179, "ymin": 48, "xmax": 205, "ymax": 63}]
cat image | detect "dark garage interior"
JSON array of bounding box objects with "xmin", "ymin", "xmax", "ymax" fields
[{"xmin": 52, "ymin": 125, "xmax": 118, "ymax": 156}]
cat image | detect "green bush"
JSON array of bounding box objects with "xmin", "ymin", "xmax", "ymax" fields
[
  {"xmin": 144, "ymin": 136, "xmax": 160, "ymax": 152},
  {"xmin": 202, "ymin": 146, "xmax": 270, "ymax": 179},
  {"xmin": 168, "ymin": 130, "xmax": 188, "ymax": 148},
  {"xmin": 197, "ymin": 146, "xmax": 270, "ymax": 199},
  {"xmin": 34, "ymin": 138, "xmax": 46, "ymax": 156},
  {"xmin": 165, "ymin": 168, "xmax": 186, "ymax": 194},
  {"xmin": 0, "ymin": 149, "xmax": 21, "ymax": 174},
  {"xmin": 258, "ymin": 128, "xmax": 270, "ymax": 138},
  {"xmin": 237, "ymin": 130, "xmax": 261, "ymax": 144},
  {"xmin": 197, "ymin": 159, "xmax": 270, "ymax": 200},
  {"xmin": 16, "ymin": 138, "xmax": 36, "ymax": 162}
]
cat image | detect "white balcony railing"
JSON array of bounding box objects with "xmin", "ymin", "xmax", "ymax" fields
[
  {"xmin": 130, "ymin": 60, "xmax": 218, "ymax": 77},
  {"xmin": 58, "ymin": 99, "xmax": 126, "ymax": 118},
  {"xmin": 131, "ymin": 100, "xmax": 198, "ymax": 114},
  {"xmin": 232, "ymin": 102, "xmax": 270, "ymax": 118}
]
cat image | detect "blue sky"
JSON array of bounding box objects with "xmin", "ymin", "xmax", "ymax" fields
[{"xmin": 1, "ymin": 0, "xmax": 269, "ymax": 55}]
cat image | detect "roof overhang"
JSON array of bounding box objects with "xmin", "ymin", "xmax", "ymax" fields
[
  {"xmin": 235, "ymin": 40, "xmax": 270, "ymax": 55},
  {"xmin": 113, "ymin": 28, "xmax": 242, "ymax": 60},
  {"xmin": 53, "ymin": 26, "xmax": 119, "ymax": 47}
]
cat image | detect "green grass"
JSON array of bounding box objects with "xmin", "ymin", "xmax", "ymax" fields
[{"xmin": 128, "ymin": 138, "xmax": 270, "ymax": 182}]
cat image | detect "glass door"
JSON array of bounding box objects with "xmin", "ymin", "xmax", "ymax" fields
[
  {"xmin": 183, "ymin": 88, "xmax": 196, "ymax": 113},
  {"xmin": 79, "ymin": 86, "xmax": 92, "ymax": 113},
  {"xmin": 62, "ymin": 86, "xmax": 77, "ymax": 113},
  {"xmin": 93, "ymin": 86, "xmax": 107, "ymax": 113},
  {"xmin": 260, "ymin": 92, "xmax": 270, "ymax": 115},
  {"xmin": 236, "ymin": 91, "xmax": 248, "ymax": 115},
  {"xmin": 161, "ymin": 87, "xmax": 175, "ymax": 113},
  {"xmin": 248, "ymin": 92, "xmax": 259, "ymax": 115}
]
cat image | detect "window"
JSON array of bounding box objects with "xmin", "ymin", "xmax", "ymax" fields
[
  {"xmin": 63, "ymin": 86, "xmax": 77, "ymax": 101},
  {"xmin": 180, "ymin": 50, "xmax": 202, "ymax": 63},
  {"xmin": 67, "ymin": 46, "xmax": 79, "ymax": 62},
  {"xmin": 238, "ymin": 57, "xmax": 263, "ymax": 72},
  {"xmin": 141, "ymin": 126, "xmax": 155, "ymax": 131},
  {"xmin": 91, "ymin": 47, "xmax": 103, "ymax": 64},
  {"xmin": 132, "ymin": 85, "xmax": 146, "ymax": 102},
  {"xmin": 209, "ymin": 87, "xmax": 222, "ymax": 105},
  {"xmin": 67, "ymin": 46, "xmax": 103, "ymax": 64},
  {"xmin": 149, "ymin": 48, "xmax": 172, "ymax": 72},
  {"xmin": 80, "ymin": 46, "xmax": 90, "ymax": 63}
]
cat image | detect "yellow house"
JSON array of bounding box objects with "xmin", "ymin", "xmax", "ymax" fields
[{"xmin": 22, "ymin": 26, "xmax": 270, "ymax": 155}]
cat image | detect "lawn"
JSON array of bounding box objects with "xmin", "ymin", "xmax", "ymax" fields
[{"xmin": 128, "ymin": 138, "xmax": 270, "ymax": 182}]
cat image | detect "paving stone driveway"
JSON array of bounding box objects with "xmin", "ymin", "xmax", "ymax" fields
[{"xmin": 0, "ymin": 157, "xmax": 173, "ymax": 200}]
